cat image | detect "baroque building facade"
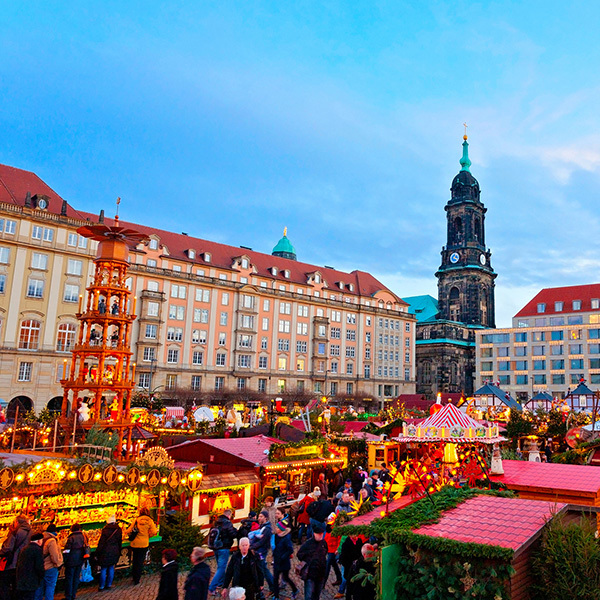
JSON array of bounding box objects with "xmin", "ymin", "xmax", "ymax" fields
[
  {"xmin": 0, "ymin": 163, "xmax": 416, "ymax": 415},
  {"xmin": 405, "ymin": 136, "xmax": 496, "ymax": 398}
]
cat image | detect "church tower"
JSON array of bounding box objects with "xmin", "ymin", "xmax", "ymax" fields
[{"xmin": 436, "ymin": 135, "xmax": 496, "ymax": 327}]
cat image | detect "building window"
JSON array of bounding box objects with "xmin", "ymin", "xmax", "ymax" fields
[
  {"xmin": 19, "ymin": 320, "xmax": 41, "ymax": 350},
  {"xmin": 278, "ymin": 357, "xmax": 287, "ymax": 370},
  {"xmin": 551, "ymin": 331, "xmax": 564, "ymax": 341},
  {"xmin": 147, "ymin": 259, "xmax": 157, "ymax": 267},
  {"xmin": 32, "ymin": 225, "xmax": 42, "ymax": 240},
  {"xmin": 533, "ymin": 374, "xmax": 547, "ymax": 385},
  {"xmin": 147, "ymin": 302, "xmax": 159, "ymax": 317},
  {"xmin": 66, "ymin": 259, "xmax": 83, "ymax": 276},
  {"xmin": 297, "ymin": 322, "xmax": 308, "ymax": 335},
  {"xmin": 138, "ymin": 372, "xmax": 151, "ymax": 389},
  {"xmin": 216, "ymin": 353, "xmax": 226, "ymax": 366},
  {"xmin": 573, "ymin": 300, "xmax": 582, "ymax": 311},
  {"xmin": 143, "ymin": 347, "xmax": 156, "ymax": 361},
  {"xmin": 516, "ymin": 375, "xmax": 528, "ymax": 385},
  {"xmin": 592, "ymin": 299, "xmax": 600, "ymax": 310},
  {"xmin": 554, "ymin": 301, "xmax": 563, "ymax": 312},
  {"xmin": 238, "ymin": 355, "xmax": 251, "ymax": 368},
  {"xmin": 31, "ymin": 252, "xmax": 48, "ymax": 270},
  {"xmin": 258, "ymin": 356, "xmax": 268, "ymax": 369},
  {"xmin": 331, "ymin": 327, "xmax": 341, "ymax": 339},
  {"xmin": 537, "ymin": 303, "xmax": 546, "ymax": 313},
  {"xmin": 196, "ymin": 288, "xmax": 210, "ymax": 302},
  {"xmin": 145, "ymin": 324, "xmax": 157, "ymax": 339},
  {"xmin": 166, "ymin": 327, "xmax": 183, "ymax": 342},
  {"xmin": 345, "ymin": 347, "xmax": 355, "ymax": 358},
  {"xmin": 404, "ymin": 367, "xmax": 410, "ymax": 380},
  {"xmin": 533, "ymin": 360, "xmax": 546, "ymax": 370},
  {"xmin": 191, "ymin": 375, "xmax": 202, "ymax": 391},
  {"xmin": 221, "ymin": 292, "xmax": 229, "ymax": 305},
  {"xmin": 215, "ymin": 376, "xmax": 224, "ymax": 390},
  {"xmin": 193, "ymin": 309, "xmax": 209, "ymax": 323},
  {"xmin": 278, "ymin": 320, "xmax": 290, "ymax": 333},
  {"xmin": 0, "ymin": 274, "xmax": 6, "ymax": 294},
  {"xmin": 515, "ymin": 332, "xmax": 527, "ymax": 342},
  {"xmin": 277, "ymin": 379, "xmax": 285, "ymax": 392},
  {"xmin": 277, "ymin": 338, "xmax": 290, "ymax": 352},
  {"xmin": 171, "ymin": 284, "xmax": 186, "ymax": 299},
  {"xmin": 552, "ymin": 374, "xmax": 565, "ymax": 385},
  {"xmin": 27, "ymin": 278, "xmax": 44, "ymax": 298},
  {"xmin": 237, "ymin": 378, "xmax": 246, "ymax": 390},
  {"xmin": 346, "ymin": 329, "xmax": 356, "ymax": 341},
  {"xmin": 18, "ymin": 362, "xmax": 32, "ymax": 382},
  {"xmin": 56, "ymin": 323, "xmax": 76, "ymax": 352},
  {"xmin": 515, "ymin": 346, "xmax": 527, "ymax": 356},
  {"xmin": 218, "ymin": 333, "xmax": 226, "ymax": 346},
  {"xmin": 262, "ymin": 318, "xmax": 269, "ymax": 331},
  {"xmin": 0, "ymin": 247, "xmax": 9, "ymax": 264},
  {"xmin": 193, "ymin": 351, "xmax": 203, "ymax": 365},
  {"xmin": 296, "ymin": 358, "xmax": 305, "ymax": 371},
  {"xmin": 78, "ymin": 236, "xmax": 88, "ymax": 249},
  {"xmin": 63, "ymin": 284, "xmax": 79, "ymax": 303},
  {"xmin": 166, "ymin": 374, "xmax": 177, "ymax": 390},
  {"xmin": 167, "ymin": 349, "xmax": 179, "ymax": 363},
  {"xmin": 279, "ymin": 302, "xmax": 291, "ymax": 315},
  {"xmin": 258, "ymin": 379, "xmax": 267, "ymax": 393},
  {"xmin": 347, "ymin": 362, "xmax": 354, "ymax": 375}
]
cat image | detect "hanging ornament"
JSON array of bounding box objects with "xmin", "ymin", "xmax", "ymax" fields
[
  {"xmin": 126, "ymin": 467, "xmax": 140, "ymax": 487},
  {"xmin": 146, "ymin": 469, "xmax": 161, "ymax": 488},
  {"xmin": 78, "ymin": 464, "xmax": 94, "ymax": 484},
  {"xmin": 167, "ymin": 470, "xmax": 181, "ymax": 489},
  {"xmin": 103, "ymin": 465, "xmax": 119, "ymax": 485}
]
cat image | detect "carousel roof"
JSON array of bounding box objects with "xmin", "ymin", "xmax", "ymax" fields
[{"xmin": 420, "ymin": 403, "xmax": 481, "ymax": 430}]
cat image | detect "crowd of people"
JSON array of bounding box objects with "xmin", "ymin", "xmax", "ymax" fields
[{"xmin": 0, "ymin": 466, "xmax": 382, "ymax": 600}]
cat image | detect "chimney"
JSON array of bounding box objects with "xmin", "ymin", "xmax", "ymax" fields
[
  {"xmin": 61, "ymin": 200, "xmax": 68, "ymax": 216},
  {"xmin": 24, "ymin": 192, "xmax": 32, "ymax": 208},
  {"xmin": 99, "ymin": 209, "xmax": 105, "ymax": 223}
]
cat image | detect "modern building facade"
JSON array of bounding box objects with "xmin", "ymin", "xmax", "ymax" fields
[
  {"xmin": 405, "ymin": 135, "xmax": 497, "ymax": 398},
  {"xmin": 0, "ymin": 163, "xmax": 416, "ymax": 415},
  {"xmin": 476, "ymin": 284, "xmax": 600, "ymax": 403}
]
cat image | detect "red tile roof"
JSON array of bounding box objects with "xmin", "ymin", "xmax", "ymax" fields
[
  {"xmin": 413, "ymin": 495, "xmax": 565, "ymax": 551},
  {"xmin": 0, "ymin": 163, "xmax": 88, "ymax": 220},
  {"xmin": 514, "ymin": 283, "xmax": 600, "ymax": 318},
  {"xmin": 490, "ymin": 460, "xmax": 600, "ymax": 495},
  {"xmin": 0, "ymin": 162, "xmax": 407, "ymax": 302}
]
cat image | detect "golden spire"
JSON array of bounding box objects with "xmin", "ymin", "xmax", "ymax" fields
[
  {"xmin": 283, "ymin": 226, "xmax": 287, "ymax": 237},
  {"xmin": 463, "ymin": 122, "xmax": 468, "ymax": 141}
]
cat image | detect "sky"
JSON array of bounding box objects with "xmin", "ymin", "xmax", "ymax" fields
[{"xmin": 2, "ymin": 1, "xmax": 600, "ymax": 327}]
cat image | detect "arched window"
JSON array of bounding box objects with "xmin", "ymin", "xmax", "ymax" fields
[
  {"xmin": 19, "ymin": 320, "xmax": 41, "ymax": 350},
  {"xmin": 453, "ymin": 216, "xmax": 462, "ymax": 243},
  {"xmin": 449, "ymin": 287, "xmax": 461, "ymax": 322},
  {"xmin": 56, "ymin": 323, "xmax": 77, "ymax": 352},
  {"xmin": 474, "ymin": 216, "xmax": 482, "ymax": 242},
  {"xmin": 423, "ymin": 361, "xmax": 432, "ymax": 384}
]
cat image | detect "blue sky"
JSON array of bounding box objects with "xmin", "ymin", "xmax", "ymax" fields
[{"xmin": 2, "ymin": 1, "xmax": 600, "ymax": 326}]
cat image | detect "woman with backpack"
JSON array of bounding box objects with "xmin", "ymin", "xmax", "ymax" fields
[
  {"xmin": 95, "ymin": 515, "xmax": 122, "ymax": 591},
  {"xmin": 125, "ymin": 507, "xmax": 158, "ymax": 585},
  {"xmin": 62, "ymin": 524, "xmax": 89, "ymax": 600}
]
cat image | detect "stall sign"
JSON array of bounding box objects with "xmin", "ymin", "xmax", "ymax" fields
[
  {"xmin": 284, "ymin": 445, "xmax": 320, "ymax": 458},
  {"xmin": 0, "ymin": 469, "xmax": 14, "ymax": 490},
  {"xmin": 137, "ymin": 446, "xmax": 174, "ymax": 469},
  {"xmin": 30, "ymin": 464, "xmax": 65, "ymax": 486},
  {"xmin": 126, "ymin": 467, "xmax": 140, "ymax": 486},
  {"xmin": 167, "ymin": 470, "xmax": 181, "ymax": 489},
  {"xmin": 78, "ymin": 464, "xmax": 94, "ymax": 484},
  {"xmin": 211, "ymin": 493, "xmax": 233, "ymax": 514}
]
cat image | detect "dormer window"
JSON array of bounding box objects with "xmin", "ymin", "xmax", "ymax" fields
[
  {"xmin": 271, "ymin": 267, "xmax": 278, "ymax": 276},
  {"xmin": 283, "ymin": 269, "xmax": 290, "ymax": 278},
  {"xmin": 241, "ymin": 258, "xmax": 249, "ymax": 269},
  {"xmin": 315, "ymin": 274, "xmax": 321, "ymax": 284},
  {"xmin": 348, "ymin": 283, "xmax": 355, "ymax": 292},
  {"xmin": 188, "ymin": 249, "xmax": 196, "ymax": 260},
  {"xmin": 203, "ymin": 252, "xmax": 211, "ymax": 263},
  {"xmin": 573, "ymin": 300, "xmax": 582, "ymax": 311},
  {"xmin": 338, "ymin": 282, "xmax": 344, "ymax": 290},
  {"xmin": 149, "ymin": 239, "xmax": 159, "ymax": 250}
]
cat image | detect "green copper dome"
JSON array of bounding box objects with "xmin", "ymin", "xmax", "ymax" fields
[{"xmin": 272, "ymin": 228, "xmax": 297, "ymax": 261}]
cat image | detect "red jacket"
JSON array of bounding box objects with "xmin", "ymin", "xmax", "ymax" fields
[
  {"xmin": 297, "ymin": 496, "xmax": 315, "ymax": 525},
  {"xmin": 325, "ymin": 532, "xmax": 340, "ymax": 553}
]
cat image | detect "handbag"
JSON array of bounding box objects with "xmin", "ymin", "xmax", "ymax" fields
[
  {"xmin": 128, "ymin": 519, "xmax": 139, "ymax": 542},
  {"xmin": 80, "ymin": 560, "xmax": 94, "ymax": 583}
]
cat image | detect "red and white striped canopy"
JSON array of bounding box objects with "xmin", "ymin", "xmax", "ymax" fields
[
  {"xmin": 419, "ymin": 403, "xmax": 481, "ymax": 430},
  {"xmin": 165, "ymin": 406, "xmax": 185, "ymax": 419}
]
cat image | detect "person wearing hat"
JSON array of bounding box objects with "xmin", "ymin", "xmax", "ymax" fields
[
  {"xmin": 346, "ymin": 543, "xmax": 377, "ymax": 600},
  {"xmin": 297, "ymin": 520, "xmax": 328, "ymax": 600},
  {"xmin": 296, "ymin": 489, "xmax": 317, "ymax": 543},
  {"xmin": 0, "ymin": 514, "xmax": 32, "ymax": 599},
  {"xmin": 184, "ymin": 547, "xmax": 210, "ymax": 600},
  {"xmin": 16, "ymin": 532, "xmax": 44, "ymax": 600},
  {"xmin": 249, "ymin": 511, "xmax": 274, "ymax": 595},
  {"xmin": 272, "ymin": 520, "xmax": 298, "ymax": 600},
  {"xmin": 36, "ymin": 524, "xmax": 63, "ymax": 600},
  {"xmin": 95, "ymin": 515, "xmax": 122, "ymax": 591},
  {"xmin": 323, "ymin": 520, "xmax": 343, "ymax": 590},
  {"xmin": 62, "ymin": 523, "xmax": 89, "ymax": 600}
]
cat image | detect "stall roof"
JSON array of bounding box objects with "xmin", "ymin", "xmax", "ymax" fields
[
  {"xmin": 196, "ymin": 470, "xmax": 260, "ymax": 492},
  {"xmin": 413, "ymin": 495, "xmax": 566, "ymax": 553},
  {"xmin": 473, "ymin": 383, "xmax": 522, "ymax": 411},
  {"xmin": 566, "ymin": 381, "xmax": 595, "ymax": 397},
  {"xmin": 491, "ymin": 460, "xmax": 600, "ymax": 495}
]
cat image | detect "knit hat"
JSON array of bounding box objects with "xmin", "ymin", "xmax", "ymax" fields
[
  {"xmin": 311, "ymin": 520, "xmax": 326, "ymax": 534},
  {"xmin": 276, "ymin": 520, "xmax": 287, "ymax": 532},
  {"xmin": 46, "ymin": 524, "xmax": 57, "ymax": 535},
  {"xmin": 260, "ymin": 510, "xmax": 270, "ymax": 519},
  {"xmin": 248, "ymin": 510, "xmax": 257, "ymax": 518}
]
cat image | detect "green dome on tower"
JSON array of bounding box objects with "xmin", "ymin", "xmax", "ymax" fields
[{"xmin": 272, "ymin": 227, "xmax": 297, "ymax": 261}]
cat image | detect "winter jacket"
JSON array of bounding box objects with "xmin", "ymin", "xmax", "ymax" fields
[
  {"xmin": 184, "ymin": 561, "xmax": 211, "ymax": 600},
  {"xmin": 346, "ymin": 557, "xmax": 376, "ymax": 600},
  {"xmin": 312, "ymin": 498, "xmax": 334, "ymax": 523},
  {"xmin": 214, "ymin": 514, "xmax": 237, "ymax": 549},
  {"xmin": 297, "ymin": 537, "xmax": 328, "ymax": 581},
  {"xmin": 325, "ymin": 532, "xmax": 341, "ymax": 554},
  {"xmin": 317, "ymin": 480, "xmax": 328, "ymax": 498},
  {"xmin": 339, "ymin": 536, "xmax": 363, "ymax": 571},
  {"xmin": 249, "ymin": 521, "xmax": 272, "ymax": 559},
  {"xmin": 63, "ymin": 530, "xmax": 88, "ymax": 568},
  {"xmin": 95, "ymin": 523, "xmax": 123, "ymax": 567},
  {"xmin": 41, "ymin": 532, "xmax": 63, "ymax": 570},
  {"xmin": 223, "ymin": 550, "xmax": 264, "ymax": 593},
  {"xmin": 273, "ymin": 529, "xmax": 294, "ymax": 572},
  {"xmin": 0, "ymin": 521, "xmax": 31, "ymax": 570},
  {"xmin": 16, "ymin": 542, "xmax": 44, "ymax": 592},
  {"xmin": 156, "ymin": 560, "xmax": 179, "ymax": 600},
  {"xmin": 297, "ymin": 495, "xmax": 315, "ymax": 525},
  {"xmin": 126, "ymin": 514, "xmax": 158, "ymax": 549}
]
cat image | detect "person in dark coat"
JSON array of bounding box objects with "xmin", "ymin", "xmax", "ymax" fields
[
  {"xmin": 157, "ymin": 549, "xmax": 178, "ymax": 600},
  {"xmin": 221, "ymin": 538, "xmax": 263, "ymax": 600},
  {"xmin": 208, "ymin": 509, "xmax": 238, "ymax": 594},
  {"xmin": 95, "ymin": 516, "xmax": 122, "ymax": 591},
  {"xmin": 0, "ymin": 514, "xmax": 32, "ymax": 600},
  {"xmin": 184, "ymin": 547, "xmax": 210, "ymax": 600},
  {"xmin": 15, "ymin": 533, "xmax": 44, "ymax": 600},
  {"xmin": 346, "ymin": 544, "xmax": 377, "ymax": 600},
  {"xmin": 338, "ymin": 535, "xmax": 364, "ymax": 597},
  {"xmin": 62, "ymin": 524, "xmax": 88, "ymax": 600},
  {"xmin": 297, "ymin": 521, "xmax": 328, "ymax": 600},
  {"xmin": 248, "ymin": 511, "xmax": 274, "ymax": 595},
  {"xmin": 273, "ymin": 520, "xmax": 298, "ymax": 600}
]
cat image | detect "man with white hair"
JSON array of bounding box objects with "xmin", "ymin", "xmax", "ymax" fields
[{"xmin": 221, "ymin": 538, "xmax": 263, "ymax": 600}]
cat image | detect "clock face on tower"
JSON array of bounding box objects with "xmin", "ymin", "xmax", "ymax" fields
[
  {"xmin": 479, "ymin": 253, "xmax": 486, "ymax": 265},
  {"xmin": 450, "ymin": 252, "xmax": 460, "ymax": 264}
]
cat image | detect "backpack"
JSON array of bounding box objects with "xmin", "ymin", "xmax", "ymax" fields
[
  {"xmin": 306, "ymin": 501, "xmax": 319, "ymax": 519},
  {"xmin": 208, "ymin": 526, "xmax": 223, "ymax": 550}
]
